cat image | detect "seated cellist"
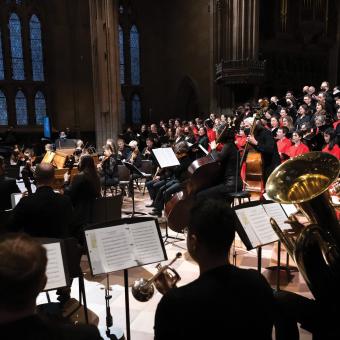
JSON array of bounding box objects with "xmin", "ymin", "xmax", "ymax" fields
[{"xmin": 196, "ymin": 125, "xmax": 242, "ymax": 203}]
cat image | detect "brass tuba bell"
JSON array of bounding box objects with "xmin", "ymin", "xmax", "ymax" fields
[
  {"xmin": 131, "ymin": 252, "xmax": 182, "ymax": 302},
  {"xmin": 266, "ymin": 151, "xmax": 340, "ymax": 303}
]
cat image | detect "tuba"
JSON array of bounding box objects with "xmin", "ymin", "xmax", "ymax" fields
[
  {"xmin": 131, "ymin": 253, "xmax": 182, "ymax": 302},
  {"xmin": 265, "ymin": 151, "xmax": 340, "ymax": 303}
]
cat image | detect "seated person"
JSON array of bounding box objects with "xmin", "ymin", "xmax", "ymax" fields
[
  {"xmin": 97, "ymin": 144, "xmax": 119, "ymax": 188},
  {"xmin": 150, "ymin": 141, "xmax": 192, "ymax": 217},
  {"xmin": 8, "ymin": 163, "xmax": 72, "ymax": 239},
  {"xmin": 287, "ymin": 131, "xmax": 310, "ymax": 158},
  {"xmin": 154, "ymin": 199, "xmax": 275, "ymax": 339},
  {"xmin": 0, "ymin": 233, "xmax": 102, "ymax": 340},
  {"xmin": 0, "ymin": 155, "xmax": 20, "ymax": 211},
  {"xmin": 116, "ymin": 138, "xmax": 130, "ymax": 163}
]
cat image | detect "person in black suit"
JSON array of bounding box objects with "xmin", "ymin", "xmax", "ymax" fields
[
  {"xmin": 154, "ymin": 199, "xmax": 275, "ymax": 340},
  {"xmin": 0, "ymin": 233, "xmax": 102, "ymax": 340},
  {"xmin": 8, "ymin": 163, "xmax": 72, "ymax": 239},
  {"xmin": 0, "ymin": 156, "xmax": 20, "ymax": 211}
]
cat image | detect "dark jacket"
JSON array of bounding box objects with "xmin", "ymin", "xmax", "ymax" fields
[
  {"xmin": 154, "ymin": 265, "xmax": 275, "ymax": 340},
  {"xmin": 8, "ymin": 186, "xmax": 72, "ymax": 238},
  {"xmin": 0, "ymin": 175, "xmax": 20, "ymax": 211},
  {"xmin": 1, "ymin": 314, "xmax": 102, "ymax": 340}
]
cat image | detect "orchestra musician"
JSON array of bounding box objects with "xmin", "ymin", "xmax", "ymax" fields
[
  {"xmin": 63, "ymin": 155, "xmax": 101, "ymax": 242},
  {"xmin": 196, "ymin": 125, "xmax": 242, "ymax": 202},
  {"xmin": 142, "ymin": 137, "xmax": 155, "ymax": 161},
  {"xmin": 20, "ymin": 148, "xmax": 37, "ymax": 195},
  {"xmin": 150, "ymin": 141, "xmax": 192, "ymax": 217},
  {"xmin": 244, "ymin": 117, "xmax": 281, "ymax": 184},
  {"xmin": 97, "ymin": 144, "xmax": 119, "ymax": 189},
  {"xmin": 116, "ymin": 138, "xmax": 130, "ymax": 163}
]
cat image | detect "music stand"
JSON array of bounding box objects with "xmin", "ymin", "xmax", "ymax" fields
[
  {"xmin": 122, "ymin": 161, "xmax": 147, "ymax": 217},
  {"xmin": 84, "ymin": 217, "xmax": 167, "ymax": 340}
]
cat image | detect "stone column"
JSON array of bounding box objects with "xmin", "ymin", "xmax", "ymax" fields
[{"xmin": 89, "ymin": 0, "xmax": 121, "ymax": 149}]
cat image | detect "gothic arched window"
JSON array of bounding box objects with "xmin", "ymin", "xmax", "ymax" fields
[
  {"xmin": 119, "ymin": 25, "xmax": 125, "ymax": 84},
  {"xmin": 0, "ymin": 90, "xmax": 8, "ymax": 125},
  {"xmin": 9, "ymin": 13, "xmax": 25, "ymax": 80},
  {"xmin": 15, "ymin": 90, "xmax": 28, "ymax": 125},
  {"xmin": 131, "ymin": 94, "xmax": 141, "ymax": 124},
  {"xmin": 0, "ymin": 2, "xmax": 47, "ymax": 128},
  {"xmin": 35, "ymin": 91, "xmax": 46, "ymax": 125},
  {"xmin": 29, "ymin": 15, "xmax": 44, "ymax": 81},
  {"xmin": 0, "ymin": 31, "xmax": 4, "ymax": 80},
  {"xmin": 130, "ymin": 25, "xmax": 140, "ymax": 85}
]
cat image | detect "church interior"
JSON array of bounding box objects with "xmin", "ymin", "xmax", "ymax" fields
[{"xmin": 1, "ymin": 0, "xmax": 340, "ymax": 339}]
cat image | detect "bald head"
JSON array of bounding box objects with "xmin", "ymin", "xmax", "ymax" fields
[{"xmin": 34, "ymin": 163, "xmax": 55, "ymax": 186}]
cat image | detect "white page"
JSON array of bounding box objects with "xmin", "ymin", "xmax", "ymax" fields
[
  {"xmin": 129, "ymin": 220, "xmax": 166, "ymax": 265},
  {"xmin": 11, "ymin": 193, "xmax": 22, "ymax": 208},
  {"xmin": 262, "ymin": 203, "xmax": 292, "ymax": 231},
  {"xmin": 235, "ymin": 205, "xmax": 278, "ymax": 247},
  {"xmin": 235, "ymin": 209, "xmax": 260, "ymax": 247},
  {"xmin": 198, "ymin": 144, "xmax": 209, "ymax": 155},
  {"xmin": 152, "ymin": 148, "xmax": 180, "ymax": 168},
  {"xmin": 43, "ymin": 243, "xmax": 67, "ymax": 291},
  {"xmin": 280, "ymin": 203, "xmax": 298, "ymax": 217},
  {"xmin": 85, "ymin": 221, "xmax": 165, "ymax": 275}
]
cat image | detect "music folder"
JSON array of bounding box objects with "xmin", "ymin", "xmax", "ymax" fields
[
  {"xmin": 152, "ymin": 147, "xmax": 180, "ymax": 168},
  {"xmin": 122, "ymin": 160, "xmax": 145, "ymax": 177},
  {"xmin": 234, "ymin": 201, "xmax": 292, "ymax": 250},
  {"xmin": 84, "ymin": 217, "xmax": 167, "ymax": 276}
]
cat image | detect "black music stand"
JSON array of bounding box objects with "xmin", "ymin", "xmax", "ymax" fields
[{"xmin": 122, "ymin": 161, "xmax": 147, "ymax": 217}]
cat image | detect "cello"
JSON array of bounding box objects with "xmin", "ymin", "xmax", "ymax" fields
[
  {"xmin": 164, "ymin": 124, "xmax": 234, "ymax": 232},
  {"xmin": 240, "ymin": 112, "xmax": 264, "ymax": 194}
]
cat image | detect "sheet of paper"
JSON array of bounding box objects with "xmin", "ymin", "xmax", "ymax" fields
[
  {"xmin": 262, "ymin": 203, "xmax": 292, "ymax": 231},
  {"xmin": 235, "ymin": 205, "xmax": 278, "ymax": 247},
  {"xmin": 152, "ymin": 148, "xmax": 180, "ymax": 168},
  {"xmin": 11, "ymin": 193, "xmax": 22, "ymax": 208},
  {"xmin": 280, "ymin": 203, "xmax": 298, "ymax": 217},
  {"xmin": 43, "ymin": 243, "xmax": 67, "ymax": 291},
  {"xmin": 85, "ymin": 220, "xmax": 166, "ymax": 275}
]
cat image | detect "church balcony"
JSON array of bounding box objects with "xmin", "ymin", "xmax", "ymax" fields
[{"xmin": 215, "ymin": 59, "xmax": 266, "ymax": 85}]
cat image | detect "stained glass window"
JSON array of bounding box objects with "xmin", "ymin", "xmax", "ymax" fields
[
  {"xmin": 0, "ymin": 91, "xmax": 8, "ymax": 125},
  {"xmin": 0, "ymin": 32, "xmax": 4, "ymax": 80},
  {"xmin": 9, "ymin": 13, "xmax": 25, "ymax": 80},
  {"xmin": 130, "ymin": 25, "xmax": 140, "ymax": 85},
  {"xmin": 30, "ymin": 15, "xmax": 44, "ymax": 81},
  {"xmin": 35, "ymin": 91, "xmax": 46, "ymax": 125},
  {"xmin": 15, "ymin": 90, "xmax": 28, "ymax": 125},
  {"xmin": 119, "ymin": 25, "xmax": 125, "ymax": 84},
  {"xmin": 131, "ymin": 94, "xmax": 141, "ymax": 124}
]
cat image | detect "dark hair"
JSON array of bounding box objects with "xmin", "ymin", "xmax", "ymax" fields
[
  {"xmin": 79, "ymin": 155, "xmax": 101, "ymax": 195},
  {"xmin": 324, "ymin": 127, "xmax": 337, "ymax": 150},
  {"xmin": 217, "ymin": 125, "xmax": 235, "ymax": 143},
  {"xmin": 0, "ymin": 155, "xmax": 4, "ymax": 166},
  {"xmin": 204, "ymin": 118, "xmax": 214, "ymax": 129},
  {"xmin": 278, "ymin": 126, "xmax": 289, "ymax": 136},
  {"xmin": 0, "ymin": 234, "xmax": 47, "ymax": 312},
  {"xmin": 189, "ymin": 199, "xmax": 236, "ymax": 256}
]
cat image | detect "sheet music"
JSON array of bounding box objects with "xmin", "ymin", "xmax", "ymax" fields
[
  {"xmin": 235, "ymin": 205, "xmax": 278, "ymax": 248},
  {"xmin": 85, "ymin": 220, "xmax": 166, "ymax": 275},
  {"xmin": 43, "ymin": 243, "xmax": 67, "ymax": 291},
  {"xmin": 262, "ymin": 203, "xmax": 292, "ymax": 231},
  {"xmin": 152, "ymin": 148, "xmax": 180, "ymax": 168},
  {"xmin": 280, "ymin": 203, "xmax": 298, "ymax": 217},
  {"xmin": 198, "ymin": 144, "xmax": 209, "ymax": 155}
]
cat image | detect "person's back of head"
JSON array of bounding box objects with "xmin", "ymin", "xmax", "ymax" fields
[
  {"xmin": 188, "ymin": 199, "xmax": 236, "ymax": 260},
  {"xmin": 0, "ymin": 155, "xmax": 5, "ymax": 175},
  {"xmin": 0, "ymin": 234, "xmax": 47, "ymax": 315},
  {"xmin": 34, "ymin": 163, "xmax": 55, "ymax": 187}
]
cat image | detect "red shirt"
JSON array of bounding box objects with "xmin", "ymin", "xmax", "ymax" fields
[
  {"xmin": 207, "ymin": 129, "xmax": 216, "ymax": 143},
  {"xmin": 322, "ymin": 144, "xmax": 340, "ymax": 159},
  {"xmin": 333, "ymin": 121, "xmax": 340, "ymax": 129},
  {"xmin": 277, "ymin": 137, "xmax": 292, "ymax": 161},
  {"xmin": 288, "ymin": 143, "xmax": 310, "ymax": 158}
]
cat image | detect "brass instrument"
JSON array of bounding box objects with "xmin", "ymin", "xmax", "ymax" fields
[
  {"xmin": 265, "ymin": 151, "xmax": 340, "ymax": 303},
  {"xmin": 131, "ymin": 252, "xmax": 182, "ymax": 302}
]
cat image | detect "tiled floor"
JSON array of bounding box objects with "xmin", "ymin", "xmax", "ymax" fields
[{"xmin": 37, "ymin": 189, "xmax": 313, "ymax": 339}]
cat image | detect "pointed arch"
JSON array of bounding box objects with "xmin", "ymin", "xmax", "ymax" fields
[
  {"xmin": 118, "ymin": 25, "xmax": 125, "ymax": 84},
  {"xmin": 29, "ymin": 14, "xmax": 44, "ymax": 81},
  {"xmin": 131, "ymin": 94, "xmax": 141, "ymax": 124},
  {"xmin": 35, "ymin": 91, "xmax": 46, "ymax": 125},
  {"xmin": 130, "ymin": 25, "xmax": 140, "ymax": 85},
  {"xmin": 0, "ymin": 91, "xmax": 8, "ymax": 125},
  {"xmin": 15, "ymin": 90, "xmax": 28, "ymax": 125},
  {"xmin": 9, "ymin": 13, "xmax": 25, "ymax": 80}
]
